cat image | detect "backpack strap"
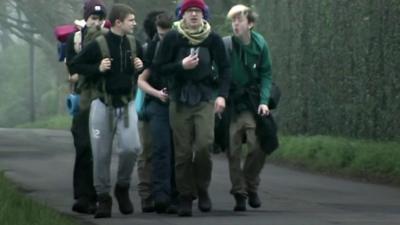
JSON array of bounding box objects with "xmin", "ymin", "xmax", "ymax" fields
[
  {"xmin": 223, "ymin": 35, "xmax": 233, "ymax": 60},
  {"xmin": 126, "ymin": 34, "xmax": 136, "ymax": 60},
  {"xmin": 96, "ymin": 35, "xmax": 110, "ymax": 58},
  {"xmin": 73, "ymin": 31, "xmax": 82, "ymax": 53}
]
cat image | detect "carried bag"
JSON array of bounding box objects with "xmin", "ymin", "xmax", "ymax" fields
[
  {"xmin": 66, "ymin": 93, "xmax": 80, "ymax": 116},
  {"xmin": 268, "ymin": 82, "xmax": 281, "ymax": 110},
  {"xmin": 134, "ymin": 88, "xmax": 146, "ymax": 120}
]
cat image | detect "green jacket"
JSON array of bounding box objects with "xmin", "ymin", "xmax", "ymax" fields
[{"xmin": 230, "ymin": 31, "xmax": 272, "ymax": 105}]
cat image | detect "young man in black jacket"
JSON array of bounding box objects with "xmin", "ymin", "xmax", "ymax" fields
[
  {"xmin": 68, "ymin": 3, "xmax": 144, "ymax": 219},
  {"xmin": 152, "ymin": 0, "xmax": 231, "ymax": 217},
  {"xmin": 138, "ymin": 12, "xmax": 177, "ymax": 214},
  {"xmin": 65, "ymin": 0, "xmax": 107, "ymax": 214}
]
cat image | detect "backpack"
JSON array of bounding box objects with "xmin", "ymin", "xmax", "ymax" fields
[
  {"xmin": 64, "ymin": 26, "xmax": 108, "ymax": 116},
  {"xmin": 223, "ymin": 36, "xmax": 281, "ymax": 110}
]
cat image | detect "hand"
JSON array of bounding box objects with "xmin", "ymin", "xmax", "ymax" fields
[
  {"xmin": 68, "ymin": 74, "xmax": 79, "ymax": 83},
  {"xmin": 258, "ymin": 104, "xmax": 270, "ymax": 116},
  {"xmin": 182, "ymin": 54, "xmax": 199, "ymax": 70},
  {"xmin": 214, "ymin": 97, "xmax": 226, "ymax": 117},
  {"xmin": 157, "ymin": 88, "xmax": 169, "ymax": 102},
  {"xmin": 99, "ymin": 58, "xmax": 112, "ymax": 72},
  {"xmin": 133, "ymin": 57, "xmax": 143, "ymax": 70}
]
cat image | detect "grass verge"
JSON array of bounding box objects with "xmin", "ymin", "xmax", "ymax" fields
[
  {"xmin": 269, "ymin": 135, "xmax": 400, "ymax": 185},
  {"xmin": 0, "ymin": 172, "xmax": 80, "ymax": 225}
]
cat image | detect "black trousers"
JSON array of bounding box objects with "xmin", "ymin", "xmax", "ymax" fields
[{"xmin": 71, "ymin": 107, "xmax": 96, "ymax": 201}]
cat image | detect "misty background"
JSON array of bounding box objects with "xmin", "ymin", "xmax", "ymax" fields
[{"xmin": 0, "ymin": 0, "xmax": 399, "ymax": 142}]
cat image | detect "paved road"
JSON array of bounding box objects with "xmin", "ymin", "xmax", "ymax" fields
[{"xmin": 1, "ymin": 128, "xmax": 400, "ymax": 225}]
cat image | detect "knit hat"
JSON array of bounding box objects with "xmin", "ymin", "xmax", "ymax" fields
[
  {"xmin": 180, "ymin": 0, "xmax": 206, "ymax": 15},
  {"xmin": 83, "ymin": 0, "xmax": 107, "ymax": 21},
  {"xmin": 176, "ymin": 1, "xmax": 210, "ymax": 20}
]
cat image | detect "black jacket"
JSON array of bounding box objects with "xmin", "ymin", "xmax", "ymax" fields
[
  {"xmin": 151, "ymin": 30, "xmax": 231, "ymax": 103},
  {"xmin": 68, "ymin": 31, "xmax": 143, "ymax": 97}
]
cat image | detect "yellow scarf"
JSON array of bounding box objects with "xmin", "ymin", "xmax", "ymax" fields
[{"xmin": 175, "ymin": 19, "xmax": 211, "ymax": 45}]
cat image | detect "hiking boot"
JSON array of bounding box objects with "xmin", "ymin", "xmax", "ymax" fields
[
  {"xmin": 198, "ymin": 191, "xmax": 212, "ymax": 212},
  {"xmin": 114, "ymin": 184, "xmax": 133, "ymax": 214},
  {"xmin": 177, "ymin": 196, "xmax": 192, "ymax": 217},
  {"xmin": 94, "ymin": 193, "xmax": 112, "ymax": 218},
  {"xmin": 154, "ymin": 195, "xmax": 169, "ymax": 214},
  {"xmin": 233, "ymin": 194, "xmax": 247, "ymax": 211},
  {"xmin": 248, "ymin": 191, "xmax": 261, "ymax": 208},
  {"xmin": 166, "ymin": 202, "xmax": 178, "ymax": 214},
  {"xmin": 72, "ymin": 197, "xmax": 96, "ymax": 214},
  {"xmin": 141, "ymin": 198, "xmax": 155, "ymax": 213}
]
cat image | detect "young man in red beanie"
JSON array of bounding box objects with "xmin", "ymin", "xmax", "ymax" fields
[
  {"xmin": 152, "ymin": 0, "xmax": 231, "ymax": 217},
  {"xmin": 65, "ymin": 0, "xmax": 107, "ymax": 214},
  {"xmin": 69, "ymin": 3, "xmax": 144, "ymax": 218}
]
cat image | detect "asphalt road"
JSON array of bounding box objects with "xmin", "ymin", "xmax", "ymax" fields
[{"xmin": 1, "ymin": 128, "xmax": 400, "ymax": 225}]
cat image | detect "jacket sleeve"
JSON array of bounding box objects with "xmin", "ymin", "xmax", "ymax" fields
[
  {"xmin": 68, "ymin": 40, "xmax": 103, "ymax": 78},
  {"xmin": 212, "ymin": 34, "xmax": 231, "ymax": 99},
  {"xmin": 135, "ymin": 39, "xmax": 145, "ymax": 75},
  {"xmin": 151, "ymin": 30, "xmax": 184, "ymax": 76},
  {"xmin": 258, "ymin": 40, "xmax": 272, "ymax": 105}
]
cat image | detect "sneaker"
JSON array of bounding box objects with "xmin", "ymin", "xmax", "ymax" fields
[
  {"xmin": 114, "ymin": 184, "xmax": 133, "ymax": 214},
  {"xmin": 197, "ymin": 191, "xmax": 212, "ymax": 212},
  {"xmin": 141, "ymin": 198, "xmax": 155, "ymax": 213},
  {"xmin": 233, "ymin": 194, "xmax": 247, "ymax": 211},
  {"xmin": 248, "ymin": 191, "xmax": 261, "ymax": 208},
  {"xmin": 94, "ymin": 193, "xmax": 112, "ymax": 218}
]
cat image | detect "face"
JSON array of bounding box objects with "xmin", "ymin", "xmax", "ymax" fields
[
  {"xmin": 86, "ymin": 15, "xmax": 104, "ymax": 27},
  {"xmin": 156, "ymin": 26, "xmax": 170, "ymax": 40},
  {"xmin": 231, "ymin": 13, "xmax": 253, "ymax": 37},
  {"xmin": 118, "ymin": 14, "xmax": 136, "ymax": 34},
  {"xmin": 182, "ymin": 7, "xmax": 203, "ymax": 29}
]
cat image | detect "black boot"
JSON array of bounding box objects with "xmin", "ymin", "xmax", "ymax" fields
[
  {"xmin": 233, "ymin": 194, "xmax": 247, "ymax": 211},
  {"xmin": 72, "ymin": 196, "xmax": 96, "ymax": 214},
  {"xmin": 94, "ymin": 193, "xmax": 112, "ymax": 218},
  {"xmin": 141, "ymin": 198, "xmax": 155, "ymax": 213},
  {"xmin": 248, "ymin": 191, "xmax": 261, "ymax": 208},
  {"xmin": 177, "ymin": 196, "xmax": 193, "ymax": 217},
  {"xmin": 154, "ymin": 195, "xmax": 169, "ymax": 214},
  {"xmin": 166, "ymin": 197, "xmax": 178, "ymax": 214},
  {"xmin": 198, "ymin": 191, "xmax": 212, "ymax": 212},
  {"xmin": 114, "ymin": 184, "xmax": 133, "ymax": 214}
]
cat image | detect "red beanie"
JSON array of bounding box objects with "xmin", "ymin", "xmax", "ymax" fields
[
  {"xmin": 180, "ymin": 0, "xmax": 206, "ymax": 15},
  {"xmin": 83, "ymin": 0, "xmax": 107, "ymax": 21}
]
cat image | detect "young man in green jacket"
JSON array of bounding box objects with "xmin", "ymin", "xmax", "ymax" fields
[{"xmin": 225, "ymin": 4, "xmax": 272, "ymax": 212}]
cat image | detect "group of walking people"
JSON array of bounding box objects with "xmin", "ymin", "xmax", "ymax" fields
[{"xmin": 65, "ymin": 0, "xmax": 277, "ymax": 219}]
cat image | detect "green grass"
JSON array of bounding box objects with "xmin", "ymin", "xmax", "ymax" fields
[
  {"xmin": 15, "ymin": 114, "xmax": 71, "ymax": 129},
  {"xmin": 269, "ymin": 135, "xmax": 400, "ymax": 184},
  {"xmin": 0, "ymin": 173, "xmax": 80, "ymax": 225}
]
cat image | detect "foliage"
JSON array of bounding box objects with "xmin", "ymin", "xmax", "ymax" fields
[
  {"xmin": 0, "ymin": 173, "xmax": 79, "ymax": 225},
  {"xmin": 255, "ymin": 0, "xmax": 400, "ymax": 140},
  {"xmin": 270, "ymin": 135, "xmax": 400, "ymax": 184},
  {"xmin": 0, "ymin": 44, "xmax": 61, "ymax": 127}
]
